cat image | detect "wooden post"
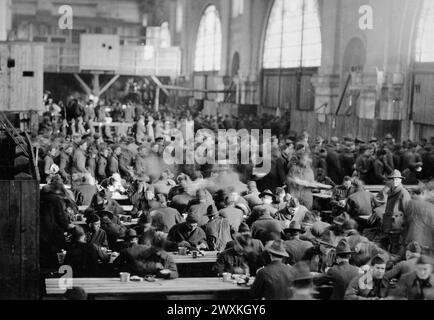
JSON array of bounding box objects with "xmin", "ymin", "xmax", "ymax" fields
[
  {"xmin": 0, "ymin": 180, "xmax": 40, "ymax": 300},
  {"xmin": 92, "ymin": 73, "xmax": 100, "ymax": 97},
  {"xmin": 155, "ymin": 87, "xmax": 160, "ymax": 112}
]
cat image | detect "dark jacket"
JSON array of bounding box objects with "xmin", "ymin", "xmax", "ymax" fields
[
  {"xmin": 251, "ymin": 261, "xmax": 295, "ymax": 300},
  {"xmin": 114, "ymin": 244, "xmax": 178, "ymax": 279},
  {"xmin": 251, "ymin": 215, "xmax": 283, "ymax": 244},
  {"xmin": 97, "ymin": 155, "xmax": 108, "ymax": 180},
  {"xmin": 345, "ymin": 275, "xmax": 391, "ymax": 300},
  {"xmin": 318, "ymin": 261, "xmax": 360, "ymax": 300},
  {"xmin": 383, "ymin": 185, "xmax": 411, "ymax": 232},
  {"xmin": 326, "ymin": 148, "xmax": 342, "ymax": 184},
  {"xmin": 283, "ymin": 237, "xmax": 313, "ymax": 263},
  {"xmin": 167, "ymin": 222, "xmax": 208, "ymax": 250},
  {"xmin": 346, "ymin": 190, "xmax": 382, "ymax": 218},
  {"xmin": 150, "ymin": 206, "xmax": 184, "ymax": 233},
  {"xmin": 64, "ymin": 242, "xmax": 102, "ymax": 277},
  {"xmin": 204, "ymin": 216, "xmax": 233, "ymax": 251},
  {"xmin": 86, "ymin": 228, "xmax": 108, "ymax": 248},
  {"xmin": 393, "ymin": 272, "xmax": 434, "ymax": 300},
  {"xmin": 59, "ymin": 151, "xmax": 72, "ymax": 182},
  {"xmin": 385, "ymin": 258, "xmax": 419, "ymax": 281},
  {"xmin": 72, "ymin": 148, "xmax": 88, "ymax": 174},
  {"xmin": 108, "ymin": 154, "xmax": 120, "ymax": 176}
]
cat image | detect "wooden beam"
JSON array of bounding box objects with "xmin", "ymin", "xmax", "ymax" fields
[
  {"xmin": 99, "ymin": 75, "xmax": 120, "ymax": 96},
  {"xmin": 150, "ymin": 75, "xmax": 170, "ymax": 96},
  {"xmin": 73, "ymin": 74, "xmax": 92, "ymax": 96},
  {"xmin": 335, "ymin": 73, "xmax": 352, "ymax": 115},
  {"xmin": 155, "ymin": 87, "xmax": 160, "ymax": 112},
  {"xmin": 160, "ymin": 84, "xmax": 230, "ymax": 94},
  {"xmin": 92, "ymin": 74, "xmax": 100, "ymax": 96}
]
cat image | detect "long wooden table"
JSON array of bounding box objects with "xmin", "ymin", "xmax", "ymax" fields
[
  {"xmin": 172, "ymin": 252, "xmax": 218, "ymax": 264},
  {"xmin": 313, "ymin": 185, "xmax": 419, "ymax": 199},
  {"xmin": 78, "ymin": 205, "xmax": 133, "ymax": 212},
  {"xmin": 45, "ymin": 277, "xmax": 251, "ymax": 300}
]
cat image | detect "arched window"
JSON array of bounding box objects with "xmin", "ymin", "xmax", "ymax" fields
[
  {"xmin": 262, "ymin": 0, "xmax": 321, "ymax": 69},
  {"xmin": 194, "ymin": 5, "xmax": 222, "ymax": 72},
  {"xmin": 160, "ymin": 21, "xmax": 171, "ymax": 48},
  {"xmin": 232, "ymin": 0, "xmax": 244, "ymax": 18},
  {"xmin": 415, "ymin": 0, "xmax": 434, "ymax": 62}
]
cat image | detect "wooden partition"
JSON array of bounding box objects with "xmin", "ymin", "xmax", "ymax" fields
[{"xmin": 0, "ymin": 180, "xmax": 40, "ymax": 300}]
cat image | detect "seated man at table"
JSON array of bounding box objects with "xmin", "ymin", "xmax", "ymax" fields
[
  {"xmin": 134, "ymin": 213, "xmax": 157, "ymax": 247},
  {"xmin": 246, "ymin": 190, "xmax": 278, "ymax": 226},
  {"xmin": 218, "ymin": 194, "xmax": 244, "ymax": 234},
  {"xmin": 65, "ymin": 226, "xmax": 107, "ymax": 277},
  {"xmin": 72, "ymin": 173, "xmax": 97, "ymax": 207},
  {"xmin": 251, "ymin": 207, "xmax": 283, "ymax": 246},
  {"xmin": 99, "ymin": 210, "xmax": 127, "ymax": 249},
  {"xmin": 167, "ymin": 213, "xmax": 208, "ymax": 251},
  {"xmin": 345, "ymin": 178, "xmax": 384, "ymax": 223},
  {"xmin": 113, "ymin": 229, "xmax": 150, "ymax": 271},
  {"xmin": 214, "ymin": 228, "xmax": 265, "ymax": 276},
  {"xmin": 282, "ymin": 221, "xmax": 313, "ymax": 264},
  {"xmin": 316, "ymin": 239, "xmax": 360, "ymax": 300},
  {"xmin": 203, "ymin": 204, "xmax": 232, "ymax": 252},
  {"xmin": 187, "ymin": 189, "xmax": 214, "ymax": 227},
  {"xmin": 150, "ymin": 194, "xmax": 184, "ymax": 233},
  {"xmin": 87, "ymin": 189, "xmax": 124, "ymax": 217},
  {"xmin": 330, "ymin": 176, "xmax": 355, "ymax": 217},
  {"xmin": 114, "ymin": 231, "xmax": 178, "ymax": 279},
  {"xmin": 345, "ymin": 255, "xmax": 392, "ymax": 300},
  {"xmin": 251, "ymin": 240, "xmax": 295, "ymax": 300},
  {"xmin": 85, "ymin": 213, "xmax": 109, "ymax": 248}
]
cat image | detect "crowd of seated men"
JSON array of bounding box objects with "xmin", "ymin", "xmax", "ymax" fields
[{"xmin": 38, "ymin": 99, "xmax": 434, "ymax": 300}]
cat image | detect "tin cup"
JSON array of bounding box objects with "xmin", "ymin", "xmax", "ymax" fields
[
  {"xmin": 222, "ymin": 273, "xmax": 232, "ymax": 283},
  {"xmin": 178, "ymin": 247, "xmax": 187, "ymax": 255},
  {"xmin": 120, "ymin": 272, "xmax": 130, "ymax": 282},
  {"xmin": 192, "ymin": 251, "xmax": 198, "ymax": 259},
  {"xmin": 57, "ymin": 251, "xmax": 66, "ymax": 265}
]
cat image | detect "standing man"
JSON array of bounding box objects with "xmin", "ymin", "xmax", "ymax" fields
[
  {"xmin": 72, "ymin": 140, "xmax": 89, "ymax": 177},
  {"xmin": 382, "ymin": 170, "xmax": 411, "ymax": 233},
  {"xmin": 59, "ymin": 144, "xmax": 73, "ymax": 184}
]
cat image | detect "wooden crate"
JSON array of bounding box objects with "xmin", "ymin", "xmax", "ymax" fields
[
  {"xmin": 0, "ymin": 42, "xmax": 44, "ymax": 112},
  {"xmin": 0, "ymin": 180, "xmax": 40, "ymax": 300}
]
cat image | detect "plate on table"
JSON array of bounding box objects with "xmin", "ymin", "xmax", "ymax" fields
[{"xmin": 130, "ymin": 276, "xmax": 144, "ymax": 282}]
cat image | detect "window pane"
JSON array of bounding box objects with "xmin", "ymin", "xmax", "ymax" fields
[
  {"xmin": 263, "ymin": 0, "xmax": 321, "ymax": 69},
  {"xmin": 194, "ymin": 5, "xmax": 222, "ymax": 72},
  {"xmin": 416, "ymin": 0, "xmax": 434, "ymax": 62}
]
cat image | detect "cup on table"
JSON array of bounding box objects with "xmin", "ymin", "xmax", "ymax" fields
[
  {"xmin": 178, "ymin": 247, "xmax": 187, "ymax": 255},
  {"xmin": 120, "ymin": 272, "xmax": 130, "ymax": 282},
  {"xmin": 222, "ymin": 273, "xmax": 232, "ymax": 283},
  {"xmin": 192, "ymin": 251, "xmax": 198, "ymax": 259},
  {"xmin": 57, "ymin": 251, "xmax": 66, "ymax": 265}
]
